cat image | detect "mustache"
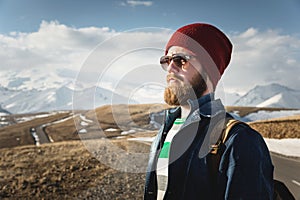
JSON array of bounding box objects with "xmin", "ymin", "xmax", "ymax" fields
[{"xmin": 167, "ymin": 74, "xmax": 184, "ymax": 82}]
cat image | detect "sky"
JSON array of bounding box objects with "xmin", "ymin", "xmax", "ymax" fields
[{"xmin": 0, "ymin": 0, "xmax": 300, "ymax": 103}]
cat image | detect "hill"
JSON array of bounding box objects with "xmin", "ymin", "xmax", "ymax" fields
[
  {"xmin": 1, "ymin": 114, "xmax": 300, "ymax": 198},
  {"xmin": 249, "ymin": 115, "xmax": 300, "ymax": 139},
  {"xmin": 1, "ymin": 104, "xmax": 300, "ymax": 198},
  {"xmin": 1, "ymin": 104, "xmax": 299, "ymax": 150},
  {"xmin": 0, "ymin": 140, "xmax": 149, "ymax": 199}
]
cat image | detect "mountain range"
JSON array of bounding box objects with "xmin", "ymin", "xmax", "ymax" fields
[
  {"xmin": 0, "ymin": 69, "xmax": 299, "ymax": 114},
  {"xmin": 0, "ymin": 68, "xmax": 136, "ymax": 114},
  {"xmin": 0, "ymin": 85, "xmax": 134, "ymax": 114},
  {"xmin": 234, "ymin": 83, "xmax": 300, "ymax": 109}
]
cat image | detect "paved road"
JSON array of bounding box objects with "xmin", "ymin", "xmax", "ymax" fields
[
  {"xmin": 30, "ymin": 125, "xmax": 50, "ymax": 145},
  {"xmin": 271, "ymin": 152, "xmax": 300, "ymax": 199},
  {"xmin": 36, "ymin": 125, "xmax": 50, "ymax": 144}
]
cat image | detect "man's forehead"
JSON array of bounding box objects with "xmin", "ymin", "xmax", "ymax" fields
[{"xmin": 167, "ymin": 46, "xmax": 195, "ymax": 56}]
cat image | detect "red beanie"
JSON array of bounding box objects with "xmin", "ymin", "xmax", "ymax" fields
[{"xmin": 165, "ymin": 23, "xmax": 232, "ymax": 88}]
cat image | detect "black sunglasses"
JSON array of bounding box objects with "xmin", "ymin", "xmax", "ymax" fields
[{"xmin": 160, "ymin": 53, "xmax": 193, "ymax": 71}]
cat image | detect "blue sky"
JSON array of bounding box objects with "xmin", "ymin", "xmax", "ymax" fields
[
  {"xmin": 0, "ymin": 0, "xmax": 300, "ymax": 104},
  {"xmin": 1, "ymin": 0, "xmax": 300, "ymax": 35}
]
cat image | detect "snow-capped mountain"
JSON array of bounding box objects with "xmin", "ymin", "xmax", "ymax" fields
[
  {"xmin": 0, "ymin": 68, "xmax": 136, "ymax": 114},
  {"xmin": 216, "ymin": 92, "xmax": 241, "ymax": 106},
  {"xmin": 0, "ymin": 68, "xmax": 77, "ymax": 91},
  {"xmin": 0, "ymin": 85, "xmax": 134, "ymax": 114},
  {"xmin": 234, "ymin": 83, "xmax": 300, "ymax": 109},
  {"xmin": 0, "ymin": 105, "xmax": 10, "ymax": 116},
  {"xmin": 2, "ymin": 68, "xmax": 299, "ymax": 113}
]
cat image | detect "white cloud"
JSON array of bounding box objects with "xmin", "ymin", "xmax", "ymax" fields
[
  {"xmin": 0, "ymin": 21, "xmax": 171, "ymax": 102},
  {"xmin": 120, "ymin": 0, "xmax": 153, "ymax": 7},
  {"xmin": 1, "ymin": 21, "xmax": 300, "ymax": 102},
  {"xmin": 220, "ymin": 28, "xmax": 300, "ymax": 94},
  {"xmin": 0, "ymin": 20, "xmax": 115, "ymax": 71},
  {"xmin": 239, "ymin": 27, "xmax": 257, "ymax": 38}
]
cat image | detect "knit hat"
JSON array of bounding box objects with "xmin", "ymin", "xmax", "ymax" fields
[{"xmin": 165, "ymin": 23, "xmax": 232, "ymax": 88}]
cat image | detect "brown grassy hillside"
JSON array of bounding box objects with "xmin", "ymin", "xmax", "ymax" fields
[
  {"xmin": 249, "ymin": 115, "xmax": 300, "ymax": 139},
  {"xmin": 0, "ymin": 112, "xmax": 71, "ymax": 149},
  {"xmin": 1, "ymin": 105, "xmax": 299, "ymax": 150},
  {"xmin": 0, "ymin": 139, "xmax": 150, "ymax": 199},
  {"xmin": 45, "ymin": 104, "xmax": 168, "ymax": 142},
  {"xmin": 1, "ymin": 105, "xmax": 300, "ymax": 199}
]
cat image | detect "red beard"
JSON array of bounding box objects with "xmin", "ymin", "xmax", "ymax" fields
[{"xmin": 164, "ymin": 73, "xmax": 207, "ymax": 106}]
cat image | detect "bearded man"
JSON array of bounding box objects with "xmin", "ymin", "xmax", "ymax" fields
[{"xmin": 144, "ymin": 23, "xmax": 274, "ymax": 200}]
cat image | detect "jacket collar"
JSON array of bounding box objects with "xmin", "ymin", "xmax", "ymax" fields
[
  {"xmin": 187, "ymin": 93, "xmax": 225, "ymax": 118},
  {"xmin": 166, "ymin": 93, "xmax": 226, "ymax": 123}
]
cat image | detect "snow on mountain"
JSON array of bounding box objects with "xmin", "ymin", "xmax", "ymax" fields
[
  {"xmin": 2, "ymin": 68, "xmax": 299, "ymax": 113},
  {"xmin": 0, "ymin": 105, "xmax": 10, "ymax": 116},
  {"xmin": 216, "ymin": 92, "xmax": 241, "ymax": 106},
  {"xmin": 2, "ymin": 88, "xmax": 56, "ymax": 113},
  {"xmin": 256, "ymin": 93, "xmax": 282, "ymax": 107},
  {"xmin": 72, "ymin": 86, "xmax": 135, "ymax": 111},
  {"xmin": 0, "ymin": 85, "xmax": 134, "ymax": 114},
  {"xmin": 0, "ymin": 68, "xmax": 75, "ymax": 91},
  {"xmin": 234, "ymin": 83, "xmax": 300, "ymax": 109},
  {"xmin": 0, "ymin": 68, "xmax": 137, "ymax": 113},
  {"xmin": 0, "ymin": 86, "xmax": 16, "ymax": 102},
  {"xmin": 242, "ymin": 110, "xmax": 300, "ymax": 122}
]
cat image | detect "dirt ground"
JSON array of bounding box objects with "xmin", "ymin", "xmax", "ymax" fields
[
  {"xmin": 249, "ymin": 116, "xmax": 300, "ymax": 138},
  {"xmin": 0, "ymin": 139, "xmax": 150, "ymax": 199},
  {"xmin": 0, "ymin": 105, "xmax": 299, "ymax": 199}
]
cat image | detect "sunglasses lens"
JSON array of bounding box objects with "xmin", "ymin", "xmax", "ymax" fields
[
  {"xmin": 160, "ymin": 56, "xmax": 170, "ymax": 71},
  {"xmin": 172, "ymin": 55, "xmax": 185, "ymax": 68},
  {"xmin": 159, "ymin": 54, "xmax": 188, "ymax": 71}
]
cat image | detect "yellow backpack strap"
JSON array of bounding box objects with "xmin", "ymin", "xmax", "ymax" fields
[
  {"xmin": 221, "ymin": 119, "xmax": 242, "ymax": 144},
  {"xmin": 210, "ymin": 118, "xmax": 243, "ymax": 155}
]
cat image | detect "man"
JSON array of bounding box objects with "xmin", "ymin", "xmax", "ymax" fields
[{"xmin": 144, "ymin": 23, "xmax": 274, "ymax": 200}]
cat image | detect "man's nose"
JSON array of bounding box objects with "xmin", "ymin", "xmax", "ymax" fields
[{"xmin": 167, "ymin": 61, "xmax": 180, "ymax": 73}]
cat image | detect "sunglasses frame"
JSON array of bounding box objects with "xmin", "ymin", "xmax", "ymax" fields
[{"xmin": 160, "ymin": 53, "xmax": 193, "ymax": 71}]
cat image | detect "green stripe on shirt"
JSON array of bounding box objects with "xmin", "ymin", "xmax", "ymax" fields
[
  {"xmin": 173, "ymin": 118, "xmax": 186, "ymax": 125},
  {"xmin": 159, "ymin": 142, "xmax": 170, "ymax": 158}
]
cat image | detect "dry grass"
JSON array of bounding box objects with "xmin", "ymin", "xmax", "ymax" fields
[
  {"xmin": 90, "ymin": 103, "xmax": 169, "ymax": 130},
  {"xmin": 1, "ymin": 104, "xmax": 300, "ymax": 198},
  {"xmin": 249, "ymin": 115, "xmax": 300, "ymax": 139},
  {"xmin": 0, "ymin": 139, "xmax": 150, "ymax": 199},
  {"xmin": 0, "ymin": 112, "xmax": 71, "ymax": 149},
  {"xmin": 45, "ymin": 115, "xmax": 81, "ymax": 142},
  {"xmin": 45, "ymin": 104, "xmax": 169, "ymax": 142},
  {"xmin": 1, "ymin": 104, "xmax": 299, "ymax": 150}
]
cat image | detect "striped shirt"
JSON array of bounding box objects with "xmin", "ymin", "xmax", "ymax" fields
[{"xmin": 156, "ymin": 118, "xmax": 185, "ymax": 200}]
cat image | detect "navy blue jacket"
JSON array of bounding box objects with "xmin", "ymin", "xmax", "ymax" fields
[{"xmin": 144, "ymin": 94, "xmax": 274, "ymax": 200}]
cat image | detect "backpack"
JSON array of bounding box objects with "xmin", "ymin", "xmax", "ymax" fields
[{"xmin": 209, "ymin": 118, "xmax": 295, "ymax": 200}]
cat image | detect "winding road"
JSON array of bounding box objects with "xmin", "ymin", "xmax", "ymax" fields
[
  {"xmin": 30, "ymin": 125, "xmax": 51, "ymax": 145},
  {"xmin": 36, "ymin": 125, "xmax": 51, "ymax": 144},
  {"xmin": 271, "ymin": 153, "xmax": 300, "ymax": 199}
]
